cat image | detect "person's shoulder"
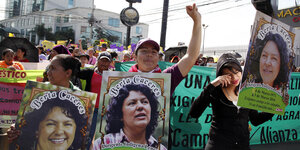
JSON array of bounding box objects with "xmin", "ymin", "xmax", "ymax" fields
[{"xmin": 163, "ymin": 63, "xmax": 179, "ymax": 73}]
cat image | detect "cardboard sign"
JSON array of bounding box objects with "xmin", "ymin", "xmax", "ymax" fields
[
  {"xmin": 93, "ymin": 71, "xmax": 171, "ymax": 150},
  {"xmin": 11, "ymin": 81, "xmax": 97, "ymax": 150},
  {"xmin": 239, "ymin": 11, "xmax": 296, "ymax": 115}
]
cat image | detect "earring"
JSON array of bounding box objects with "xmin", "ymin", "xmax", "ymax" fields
[{"xmin": 35, "ymin": 131, "xmax": 39, "ymax": 138}]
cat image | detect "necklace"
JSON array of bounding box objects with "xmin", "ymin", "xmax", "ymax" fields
[{"xmin": 224, "ymin": 88, "xmax": 237, "ymax": 101}]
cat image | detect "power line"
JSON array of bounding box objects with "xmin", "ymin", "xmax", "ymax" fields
[
  {"xmin": 144, "ymin": 2, "xmax": 251, "ymax": 24},
  {"xmin": 140, "ymin": 0, "xmax": 231, "ymax": 17}
]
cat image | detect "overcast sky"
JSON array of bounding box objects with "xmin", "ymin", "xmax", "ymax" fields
[{"xmin": 0, "ymin": 0, "xmax": 259, "ymax": 49}]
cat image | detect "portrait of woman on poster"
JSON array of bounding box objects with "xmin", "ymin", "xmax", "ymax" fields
[
  {"xmin": 189, "ymin": 53, "xmax": 274, "ymax": 150},
  {"xmin": 14, "ymin": 94, "xmax": 87, "ymax": 150},
  {"xmin": 243, "ymin": 32, "xmax": 291, "ymax": 90},
  {"xmin": 93, "ymin": 83, "xmax": 167, "ymax": 150}
]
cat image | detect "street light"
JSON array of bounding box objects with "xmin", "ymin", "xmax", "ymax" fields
[{"xmin": 202, "ymin": 24, "xmax": 208, "ymax": 55}]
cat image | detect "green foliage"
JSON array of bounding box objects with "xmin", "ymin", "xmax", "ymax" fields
[
  {"xmin": 55, "ymin": 28, "xmax": 75, "ymax": 43},
  {"xmin": 93, "ymin": 40, "xmax": 100, "ymax": 47}
]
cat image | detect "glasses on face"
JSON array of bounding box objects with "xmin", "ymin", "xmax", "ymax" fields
[{"xmin": 138, "ymin": 48, "xmax": 159, "ymax": 56}]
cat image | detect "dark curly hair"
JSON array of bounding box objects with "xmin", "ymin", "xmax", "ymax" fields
[
  {"xmin": 105, "ymin": 83, "xmax": 159, "ymax": 140},
  {"xmin": 16, "ymin": 92, "xmax": 87, "ymax": 150},
  {"xmin": 244, "ymin": 32, "xmax": 290, "ymax": 88}
]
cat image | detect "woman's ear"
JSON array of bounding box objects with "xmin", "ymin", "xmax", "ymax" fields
[{"xmin": 65, "ymin": 69, "xmax": 72, "ymax": 78}]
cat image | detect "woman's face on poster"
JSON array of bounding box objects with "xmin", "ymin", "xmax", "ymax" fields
[
  {"xmin": 259, "ymin": 41, "xmax": 281, "ymax": 87},
  {"xmin": 122, "ymin": 90, "xmax": 151, "ymax": 129},
  {"xmin": 36, "ymin": 106, "xmax": 76, "ymax": 150}
]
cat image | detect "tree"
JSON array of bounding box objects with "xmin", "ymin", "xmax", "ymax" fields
[
  {"xmin": 94, "ymin": 27, "xmax": 119, "ymax": 43},
  {"xmin": 55, "ymin": 28, "xmax": 75, "ymax": 44},
  {"xmin": 34, "ymin": 24, "xmax": 46, "ymax": 41}
]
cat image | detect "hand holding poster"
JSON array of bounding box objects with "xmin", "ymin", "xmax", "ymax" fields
[
  {"xmin": 11, "ymin": 81, "xmax": 97, "ymax": 150},
  {"xmin": 93, "ymin": 71, "xmax": 171, "ymax": 150},
  {"xmin": 239, "ymin": 11, "xmax": 296, "ymax": 115}
]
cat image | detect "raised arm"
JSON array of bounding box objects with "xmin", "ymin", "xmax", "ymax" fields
[
  {"xmin": 177, "ymin": 3, "xmax": 202, "ymax": 76},
  {"xmin": 78, "ymin": 39, "xmax": 85, "ymax": 54}
]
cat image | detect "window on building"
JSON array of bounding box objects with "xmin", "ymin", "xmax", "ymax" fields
[
  {"xmin": 49, "ymin": 16, "xmax": 52, "ymax": 23},
  {"xmin": 64, "ymin": 16, "xmax": 69, "ymax": 23},
  {"xmin": 56, "ymin": 16, "xmax": 61, "ymax": 23},
  {"xmin": 136, "ymin": 26, "xmax": 142, "ymax": 34},
  {"xmin": 68, "ymin": 0, "xmax": 74, "ymax": 8},
  {"xmin": 42, "ymin": 16, "xmax": 45, "ymax": 23},
  {"xmin": 81, "ymin": 26, "xmax": 87, "ymax": 33},
  {"xmin": 62, "ymin": 26, "xmax": 72, "ymax": 31},
  {"xmin": 108, "ymin": 18, "xmax": 120, "ymax": 27},
  {"xmin": 56, "ymin": 26, "xmax": 61, "ymax": 32},
  {"xmin": 20, "ymin": 29, "xmax": 24, "ymax": 36}
]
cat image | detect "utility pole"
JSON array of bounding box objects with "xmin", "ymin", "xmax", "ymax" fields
[
  {"xmin": 121, "ymin": 0, "xmax": 141, "ymax": 47},
  {"xmin": 88, "ymin": 0, "xmax": 95, "ymax": 45},
  {"xmin": 202, "ymin": 24, "xmax": 208, "ymax": 55},
  {"xmin": 126, "ymin": 2, "xmax": 133, "ymax": 47},
  {"xmin": 160, "ymin": 0, "xmax": 169, "ymax": 50}
]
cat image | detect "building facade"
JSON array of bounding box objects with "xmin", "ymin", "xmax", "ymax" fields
[{"xmin": 1, "ymin": 0, "xmax": 149, "ymax": 46}]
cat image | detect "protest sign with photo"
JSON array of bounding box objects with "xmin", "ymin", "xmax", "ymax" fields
[
  {"xmin": 11, "ymin": 81, "xmax": 97, "ymax": 150},
  {"xmin": 239, "ymin": 11, "xmax": 296, "ymax": 115},
  {"xmin": 94, "ymin": 71, "xmax": 171, "ymax": 150}
]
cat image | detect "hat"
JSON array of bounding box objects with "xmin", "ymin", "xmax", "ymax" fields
[
  {"xmin": 98, "ymin": 51, "xmax": 112, "ymax": 61},
  {"xmin": 52, "ymin": 45, "xmax": 71, "ymax": 55},
  {"xmin": 135, "ymin": 38, "xmax": 160, "ymax": 54},
  {"xmin": 216, "ymin": 53, "xmax": 242, "ymax": 77},
  {"xmin": 79, "ymin": 53, "xmax": 89, "ymax": 60},
  {"xmin": 101, "ymin": 43, "xmax": 107, "ymax": 48}
]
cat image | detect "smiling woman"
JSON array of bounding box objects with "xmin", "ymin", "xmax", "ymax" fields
[
  {"xmin": 16, "ymin": 94, "xmax": 87, "ymax": 150},
  {"xmin": 246, "ymin": 32, "xmax": 290, "ymax": 89}
]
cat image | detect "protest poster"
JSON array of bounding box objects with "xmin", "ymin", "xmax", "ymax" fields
[
  {"xmin": 239, "ymin": 11, "xmax": 296, "ymax": 115},
  {"xmin": 11, "ymin": 80, "xmax": 97, "ymax": 150},
  {"xmin": 93, "ymin": 71, "xmax": 171, "ymax": 150},
  {"xmin": 0, "ymin": 69, "xmax": 43, "ymax": 128},
  {"xmin": 116, "ymin": 61, "xmax": 300, "ymax": 149}
]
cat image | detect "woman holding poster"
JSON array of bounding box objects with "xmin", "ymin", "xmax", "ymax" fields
[
  {"xmin": 93, "ymin": 83, "xmax": 167, "ymax": 150},
  {"xmin": 7, "ymin": 54, "xmax": 82, "ymax": 142},
  {"xmin": 189, "ymin": 53, "xmax": 274, "ymax": 150}
]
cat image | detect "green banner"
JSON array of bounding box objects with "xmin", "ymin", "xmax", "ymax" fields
[
  {"xmin": 116, "ymin": 62, "xmax": 300, "ymax": 149},
  {"xmin": 0, "ymin": 68, "xmax": 44, "ymax": 83}
]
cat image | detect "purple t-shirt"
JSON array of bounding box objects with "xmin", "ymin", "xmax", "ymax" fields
[{"xmin": 163, "ymin": 63, "xmax": 184, "ymax": 95}]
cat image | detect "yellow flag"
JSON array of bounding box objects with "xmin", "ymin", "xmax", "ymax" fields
[
  {"xmin": 8, "ymin": 33, "xmax": 15, "ymax": 37},
  {"xmin": 57, "ymin": 40, "xmax": 67, "ymax": 46}
]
